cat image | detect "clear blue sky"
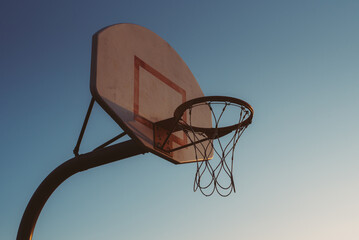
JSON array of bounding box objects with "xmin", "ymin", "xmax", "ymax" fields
[{"xmin": 1, "ymin": 0, "xmax": 359, "ymax": 239}]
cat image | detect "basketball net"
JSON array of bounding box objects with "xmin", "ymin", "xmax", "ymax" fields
[{"xmin": 178, "ymin": 100, "xmax": 251, "ymax": 197}]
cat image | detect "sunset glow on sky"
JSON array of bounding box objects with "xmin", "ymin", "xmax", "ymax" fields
[{"xmin": 1, "ymin": 1, "xmax": 359, "ymax": 239}]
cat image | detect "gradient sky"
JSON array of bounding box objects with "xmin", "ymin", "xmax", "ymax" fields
[{"xmin": 1, "ymin": 1, "xmax": 359, "ymax": 239}]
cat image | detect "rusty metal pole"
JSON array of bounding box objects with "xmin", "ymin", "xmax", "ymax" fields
[{"xmin": 17, "ymin": 140, "xmax": 148, "ymax": 240}]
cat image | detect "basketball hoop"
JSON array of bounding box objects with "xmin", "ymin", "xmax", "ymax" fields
[
  {"xmin": 155, "ymin": 96, "xmax": 253, "ymax": 197},
  {"xmin": 17, "ymin": 24, "xmax": 256, "ymax": 240}
]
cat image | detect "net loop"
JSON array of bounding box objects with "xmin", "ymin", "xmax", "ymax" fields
[{"xmin": 175, "ymin": 96, "xmax": 253, "ymax": 197}]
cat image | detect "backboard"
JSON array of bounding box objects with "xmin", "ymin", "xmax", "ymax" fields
[{"xmin": 90, "ymin": 23, "xmax": 211, "ymax": 164}]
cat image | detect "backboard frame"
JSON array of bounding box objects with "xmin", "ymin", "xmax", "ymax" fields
[{"xmin": 89, "ymin": 23, "xmax": 209, "ymax": 164}]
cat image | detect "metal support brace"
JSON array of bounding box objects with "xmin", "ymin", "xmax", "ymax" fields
[
  {"xmin": 73, "ymin": 98, "xmax": 95, "ymax": 156},
  {"xmin": 94, "ymin": 132, "xmax": 127, "ymax": 151}
]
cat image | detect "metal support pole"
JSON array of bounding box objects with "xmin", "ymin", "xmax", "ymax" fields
[{"xmin": 17, "ymin": 140, "xmax": 148, "ymax": 240}]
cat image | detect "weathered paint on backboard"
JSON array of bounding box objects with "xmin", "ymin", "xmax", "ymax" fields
[{"xmin": 90, "ymin": 23, "xmax": 211, "ymax": 164}]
